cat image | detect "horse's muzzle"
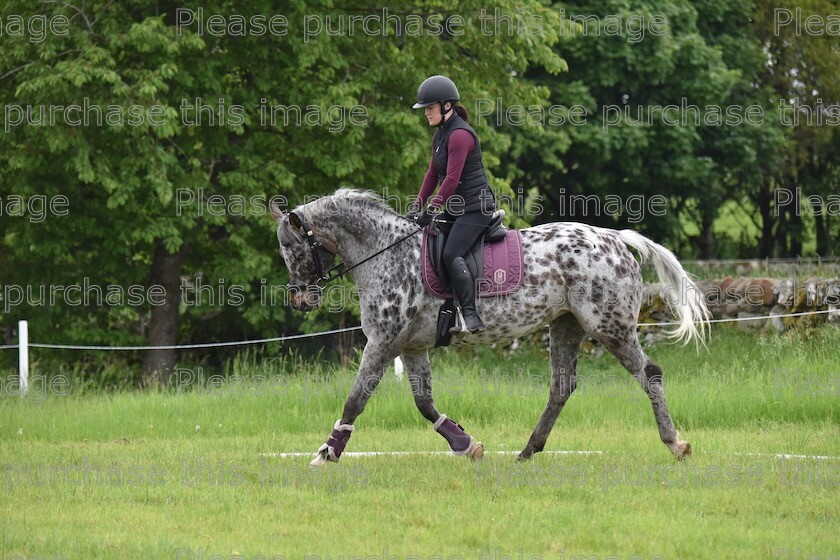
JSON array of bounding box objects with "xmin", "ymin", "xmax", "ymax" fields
[{"xmin": 289, "ymin": 286, "xmax": 322, "ymax": 312}]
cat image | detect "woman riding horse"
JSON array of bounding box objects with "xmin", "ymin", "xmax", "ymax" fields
[{"xmin": 409, "ymin": 75, "xmax": 497, "ymax": 334}]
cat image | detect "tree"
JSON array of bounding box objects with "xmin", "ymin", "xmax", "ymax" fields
[
  {"xmin": 0, "ymin": 1, "xmax": 567, "ymax": 381},
  {"xmin": 753, "ymin": 0, "xmax": 840, "ymax": 257},
  {"xmin": 501, "ymin": 0, "xmax": 750, "ymax": 254},
  {"xmin": 498, "ymin": 0, "xmax": 837, "ymax": 260}
]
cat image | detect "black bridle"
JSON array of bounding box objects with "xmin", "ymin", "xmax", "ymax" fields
[{"xmin": 286, "ymin": 210, "xmax": 422, "ymax": 296}]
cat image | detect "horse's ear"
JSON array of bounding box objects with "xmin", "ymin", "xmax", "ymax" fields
[
  {"xmin": 269, "ymin": 200, "xmax": 285, "ymax": 221},
  {"xmin": 289, "ymin": 211, "xmax": 303, "ymax": 230}
]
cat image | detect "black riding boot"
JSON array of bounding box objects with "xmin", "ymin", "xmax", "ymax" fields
[{"xmin": 447, "ymin": 256, "xmax": 485, "ymax": 334}]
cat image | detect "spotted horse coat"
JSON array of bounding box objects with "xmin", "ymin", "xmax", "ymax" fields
[{"xmin": 271, "ymin": 189, "xmax": 710, "ymax": 466}]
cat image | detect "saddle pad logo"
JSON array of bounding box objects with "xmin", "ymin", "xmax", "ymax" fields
[{"xmin": 493, "ymin": 269, "xmax": 506, "ymax": 285}]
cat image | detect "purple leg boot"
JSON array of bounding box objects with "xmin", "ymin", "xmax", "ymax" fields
[
  {"xmin": 310, "ymin": 419, "xmax": 354, "ymax": 467},
  {"xmin": 434, "ymin": 414, "xmax": 484, "ymax": 460}
]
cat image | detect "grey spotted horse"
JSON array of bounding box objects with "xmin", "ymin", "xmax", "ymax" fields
[{"xmin": 270, "ymin": 189, "xmax": 710, "ymax": 467}]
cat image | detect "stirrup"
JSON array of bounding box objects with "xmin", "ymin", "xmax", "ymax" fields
[{"xmin": 449, "ymin": 306, "xmax": 469, "ymax": 336}]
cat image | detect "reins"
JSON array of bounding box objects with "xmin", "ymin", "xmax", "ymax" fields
[
  {"xmin": 289, "ymin": 210, "xmax": 501, "ymax": 294},
  {"xmin": 289, "ymin": 213, "xmax": 423, "ymax": 292},
  {"xmin": 320, "ymin": 225, "xmax": 423, "ymax": 284}
]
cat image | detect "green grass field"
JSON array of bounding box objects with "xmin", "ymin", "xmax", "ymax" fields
[{"xmin": 2, "ymin": 328, "xmax": 839, "ymax": 559}]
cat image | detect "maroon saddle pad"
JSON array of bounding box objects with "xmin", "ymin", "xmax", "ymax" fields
[{"xmin": 421, "ymin": 228, "xmax": 524, "ymax": 299}]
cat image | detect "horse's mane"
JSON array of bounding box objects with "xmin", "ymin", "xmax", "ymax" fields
[
  {"xmin": 310, "ymin": 188, "xmax": 399, "ymax": 217},
  {"xmin": 279, "ymin": 189, "xmax": 402, "ymax": 244}
]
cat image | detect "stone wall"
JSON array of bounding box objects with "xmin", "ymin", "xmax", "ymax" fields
[
  {"xmin": 498, "ymin": 276, "xmax": 839, "ymax": 354},
  {"xmin": 640, "ymin": 277, "xmax": 840, "ymax": 337}
]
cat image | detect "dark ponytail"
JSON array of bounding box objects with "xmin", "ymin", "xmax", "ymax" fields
[{"xmin": 454, "ymin": 103, "xmax": 469, "ymax": 123}]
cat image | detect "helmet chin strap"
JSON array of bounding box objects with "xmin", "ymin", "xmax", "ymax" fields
[{"xmin": 436, "ymin": 101, "xmax": 454, "ymax": 127}]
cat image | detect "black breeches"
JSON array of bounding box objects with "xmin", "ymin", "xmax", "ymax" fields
[{"xmin": 442, "ymin": 210, "xmax": 494, "ymax": 273}]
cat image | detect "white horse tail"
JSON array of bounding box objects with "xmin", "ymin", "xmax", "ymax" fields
[{"xmin": 617, "ymin": 229, "xmax": 711, "ymax": 347}]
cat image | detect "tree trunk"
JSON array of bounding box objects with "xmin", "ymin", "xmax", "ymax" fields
[
  {"xmin": 788, "ymin": 206, "xmax": 803, "ymax": 257},
  {"xmin": 757, "ymin": 181, "xmax": 775, "ymax": 259},
  {"xmin": 699, "ymin": 207, "xmax": 716, "ymax": 260},
  {"xmin": 141, "ymin": 242, "xmax": 188, "ymax": 387},
  {"xmin": 773, "ymin": 182, "xmax": 791, "ymax": 258},
  {"xmin": 812, "ymin": 201, "xmax": 832, "ymax": 257}
]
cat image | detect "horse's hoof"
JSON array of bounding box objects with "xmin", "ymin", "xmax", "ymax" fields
[
  {"xmin": 674, "ymin": 441, "xmax": 692, "ymax": 461},
  {"xmin": 468, "ymin": 441, "xmax": 484, "ymax": 461},
  {"xmin": 516, "ymin": 450, "xmax": 532, "ymax": 462},
  {"xmin": 308, "ymin": 451, "xmax": 330, "ymax": 468}
]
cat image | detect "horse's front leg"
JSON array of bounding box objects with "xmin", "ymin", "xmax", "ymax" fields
[{"xmin": 309, "ymin": 340, "xmax": 395, "ymax": 467}]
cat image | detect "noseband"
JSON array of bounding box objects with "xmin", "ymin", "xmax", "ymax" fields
[{"xmin": 286, "ymin": 211, "xmax": 340, "ymax": 296}]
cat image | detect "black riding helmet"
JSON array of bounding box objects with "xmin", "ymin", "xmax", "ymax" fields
[
  {"xmin": 413, "ymin": 75, "xmax": 459, "ymax": 124},
  {"xmin": 412, "ymin": 75, "xmax": 460, "ymax": 108}
]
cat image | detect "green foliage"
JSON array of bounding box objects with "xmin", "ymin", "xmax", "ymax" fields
[
  {"xmin": 0, "ymin": 0, "xmax": 837, "ymax": 375},
  {"xmin": 0, "ymin": 1, "xmax": 566, "ymax": 372},
  {"xmin": 500, "ymin": 0, "xmax": 791, "ymax": 258}
]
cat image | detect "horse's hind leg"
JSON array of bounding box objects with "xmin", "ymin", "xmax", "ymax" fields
[
  {"xmin": 401, "ymin": 349, "xmax": 484, "ymax": 460},
  {"xmin": 588, "ymin": 326, "xmax": 690, "ymax": 460},
  {"xmin": 518, "ymin": 313, "xmax": 586, "ymax": 461}
]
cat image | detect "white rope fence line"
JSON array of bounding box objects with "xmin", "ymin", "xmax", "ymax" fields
[
  {"xmin": 1, "ymin": 308, "xmax": 836, "ymax": 352},
  {"xmin": 0, "ymin": 325, "xmax": 365, "ymax": 351},
  {"xmin": 684, "ymin": 259, "xmax": 840, "ymax": 264},
  {"xmin": 681, "ymin": 257, "xmax": 840, "ymax": 264},
  {"xmin": 4, "ymin": 307, "xmax": 837, "ymax": 396}
]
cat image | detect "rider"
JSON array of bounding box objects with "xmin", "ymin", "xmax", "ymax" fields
[{"xmin": 409, "ymin": 75, "xmax": 497, "ymax": 334}]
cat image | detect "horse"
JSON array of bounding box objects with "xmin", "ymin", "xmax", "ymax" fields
[{"xmin": 270, "ymin": 188, "xmax": 710, "ymax": 467}]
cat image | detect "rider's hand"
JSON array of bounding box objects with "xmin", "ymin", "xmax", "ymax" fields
[
  {"xmin": 404, "ymin": 202, "xmax": 422, "ymax": 222},
  {"xmin": 416, "ymin": 208, "xmax": 437, "ymax": 227}
]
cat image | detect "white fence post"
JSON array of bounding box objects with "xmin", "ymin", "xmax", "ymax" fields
[{"xmin": 19, "ymin": 320, "xmax": 28, "ymax": 396}]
